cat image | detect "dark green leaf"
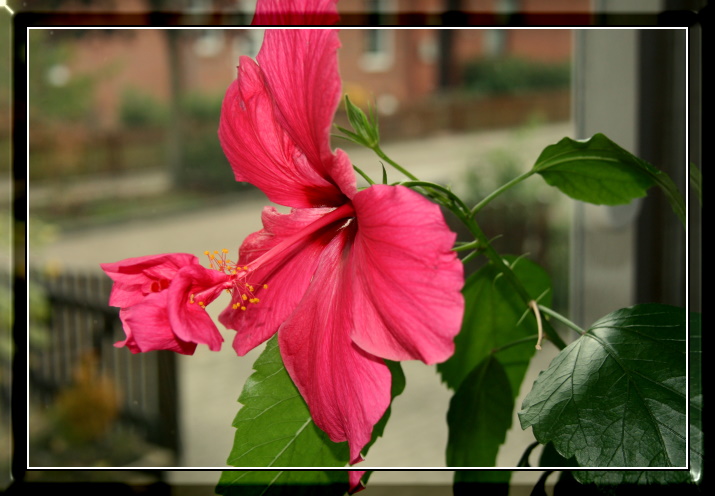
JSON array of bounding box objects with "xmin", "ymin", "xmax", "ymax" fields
[
  {"xmin": 571, "ymin": 312, "xmax": 702, "ymax": 486},
  {"xmin": 453, "ymin": 470, "xmax": 510, "ymax": 494},
  {"xmin": 446, "ymin": 355, "xmax": 514, "ymax": 468},
  {"xmin": 519, "ymin": 304, "xmax": 690, "ymax": 473},
  {"xmin": 533, "ymin": 134, "xmax": 685, "ymax": 225},
  {"xmin": 538, "ymin": 442, "xmax": 577, "ymax": 468},
  {"xmin": 218, "ymin": 336, "xmax": 405, "ymax": 494},
  {"xmin": 438, "ymin": 256, "xmax": 552, "ymax": 395}
]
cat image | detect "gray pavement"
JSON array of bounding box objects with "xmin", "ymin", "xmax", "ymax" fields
[{"xmin": 26, "ymin": 122, "xmax": 573, "ymax": 485}]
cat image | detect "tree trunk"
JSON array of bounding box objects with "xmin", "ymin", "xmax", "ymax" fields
[{"xmin": 165, "ymin": 30, "xmax": 184, "ymax": 189}]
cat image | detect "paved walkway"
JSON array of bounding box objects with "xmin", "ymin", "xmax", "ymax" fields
[{"xmin": 26, "ymin": 122, "xmax": 572, "ymax": 485}]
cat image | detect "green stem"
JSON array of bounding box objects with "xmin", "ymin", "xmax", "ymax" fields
[
  {"xmin": 460, "ymin": 250, "xmax": 480, "ymax": 265},
  {"xmin": 462, "ymin": 215, "xmax": 567, "ymax": 350},
  {"xmin": 453, "ymin": 240, "xmax": 480, "ymax": 252},
  {"xmin": 372, "ymin": 144, "xmax": 419, "ymax": 181},
  {"xmin": 471, "ymin": 169, "xmax": 535, "ymax": 216},
  {"xmin": 491, "ymin": 334, "xmax": 540, "ymax": 355},
  {"xmin": 538, "ymin": 304, "xmax": 586, "ymax": 335},
  {"xmin": 352, "ymin": 164, "xmax": 375, "ymax": 185},
  {"xmin": 399, "ymin": 180, "xmax": 472, "ymax": 218}
]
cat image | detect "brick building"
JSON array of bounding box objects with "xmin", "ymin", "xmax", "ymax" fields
[{"xmin": 39, "ymin": 0, "xmax": 585, "ymax": 130}]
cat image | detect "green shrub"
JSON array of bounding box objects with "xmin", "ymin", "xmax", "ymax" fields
[
  {"xmin": 28, "ymin": 30, "xmax": 98, "ymax": 126},
  {"xmin": 463, "ymin": 57, "xmax": 571, "ymax": 95},
  {"xmin": 180, "ymin": 92, "xmax": 224, "ymax": 124},
  {"xmin": 119, "ymin": 87, "xmax": 168, "ymax": 128},
  {"xmin": 178, "ymin": 123, "xmax": 255, "ymax": 194}
]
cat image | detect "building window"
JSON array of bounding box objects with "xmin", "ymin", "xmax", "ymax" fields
[
  {"xmin": 193, "ymin": 30, "xmax": 225, "ymax": 58},
  {"xmin": 360, "ymin": 0, "xmax": 395, "ymax": 72}
]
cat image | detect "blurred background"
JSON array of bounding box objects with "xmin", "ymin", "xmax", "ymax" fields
[{"xmin": 3, "ymin": 0, "xmax": 700, "ymax": 493}]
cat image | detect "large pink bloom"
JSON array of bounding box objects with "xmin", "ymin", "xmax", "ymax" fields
[
  {"xmin": 101, "ymin": 17, "xmax": 463, "ymax": 492},
  {"xmin": 251, "ymin": 0, "xmax": 340, "ymax": 25},
  {"xmin": 217, "ymin": 26, "xmax": 464, "ymax": 472}
]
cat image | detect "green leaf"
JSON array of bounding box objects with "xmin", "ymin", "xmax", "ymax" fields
[
  {"xmin": 218, "ymin": 336, "xmax": 405, "ymax": 494},
  {"xmin": 519, "ymin": 304, "xmax": 692, "ymax": 474},
  {"xmin": 223, "ymin": 336, "xmax": 349, "ymax": 469},
  {"xmin": 217, "ymin": 471, "xmax": 348, "ymax": 496},
  {"xmin": 539, "ymin": 442, "xmax": 578, "ymax": 468},
  {"xmin": 438, "ymin": 256, "xmax": 552, "ymax": 395},
  {"xmin": 571, "ymin": 311, "xmax": 703, "ymax": 486},
  {"xmin": 533, "ymin": 133, "xmax": 685, "ymax": 225},
  {"xmin": 446, "ymin": 355, "xmax": 513, "ymax": 483}
]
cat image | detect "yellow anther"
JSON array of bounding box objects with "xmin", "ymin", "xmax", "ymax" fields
[
  {"xmin": 242, "ymin": 294, "xmax": 248, "ymax": 301},
  {"xmin": 204, "ymin": 251, "xmax": 210, "ymax": 255},
  {"xmin": 248, "ymin": 285, "xmax": 254, "ymax": 292},
  {"xmin": 241, "ymin": 306, "xmax": 247, "ymax": 311},
  {"xmin": 222, "ymin": 249, "xmax": 229, "ymax": 254},
  {"xmin": 243, "ymin": 266, "xmax": 248, "ymax": 270},
  {"xmin": 214, "ymin": 251, "xmax": 219, "ymax": 254},
  {"xmin": 263, "ymin": 284, "xmax": 268, "ymax": 290},
  {"xmin": 189, "ymin": 294, "xmax": 195, "ymax": 304},
  {"xmin": 199, "ymin": 301, "xmax": 205, "ymax": 308}
]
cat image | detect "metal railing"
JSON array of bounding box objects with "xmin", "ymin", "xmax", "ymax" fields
[{"xmin": 27, "ymin": 269, "xmax": 180, "ymax": 462}]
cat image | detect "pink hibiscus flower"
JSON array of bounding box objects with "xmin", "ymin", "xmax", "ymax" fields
[
  {"xmin": 251, "ymin": 0, "xmax": 340, "ymax": 25},
  {"xmin": 101, "ymin": 13, "xmax": 463, "ymax": 491},
  {"xmin": 217, "ymin": 26, "xmax": 464, "ymax": 474}
]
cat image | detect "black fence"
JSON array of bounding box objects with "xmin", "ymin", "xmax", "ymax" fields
[{"xmin": 27, "ymin": 269, "xmax": 180, "ymax": 464}]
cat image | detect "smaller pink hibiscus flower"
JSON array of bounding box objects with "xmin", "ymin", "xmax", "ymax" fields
[{"xmin": 100, "ymin": 253, "xmax": 230, "ymax": 354}]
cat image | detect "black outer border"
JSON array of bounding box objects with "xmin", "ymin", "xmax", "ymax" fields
[{"xmin": 7, "ymin": 2, "xmax": 708, "ymax": 495}]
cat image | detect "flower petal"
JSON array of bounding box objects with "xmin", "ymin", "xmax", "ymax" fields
[
  {"xmin": 252, "ymin": 0, "xmax": 339, "ymax": 25},
  {"xmin": 219, "ymin": 55, "xmax": 347, "ymax": 208},
  {"xmin": 219, "ymin": 205, "xmax": 340, "ymax": 355},
  {"xmin": 101, "ymin": 253, "xmax": 199, "ymax": 307},
  {"xmin": 168, "ymin": 264, "xmax": 230, "ymax": 352},
  {"xmin": 278, "ymin": 225, "xmax": 391, "ymax": 465},
  {"xmin": 348, "ymin": 471, "xmax": 366, "ymax": 494},
  {"xmin": 257, "ymin": 29, "xmax": 357, "ymax": 200},
  {"xmin": 117, "ymin": 292, "xmax": 197, "ymax": 355},
  {"xmin": 349, "ymin": 185, "xmax": 464, "ymax": 364}
]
